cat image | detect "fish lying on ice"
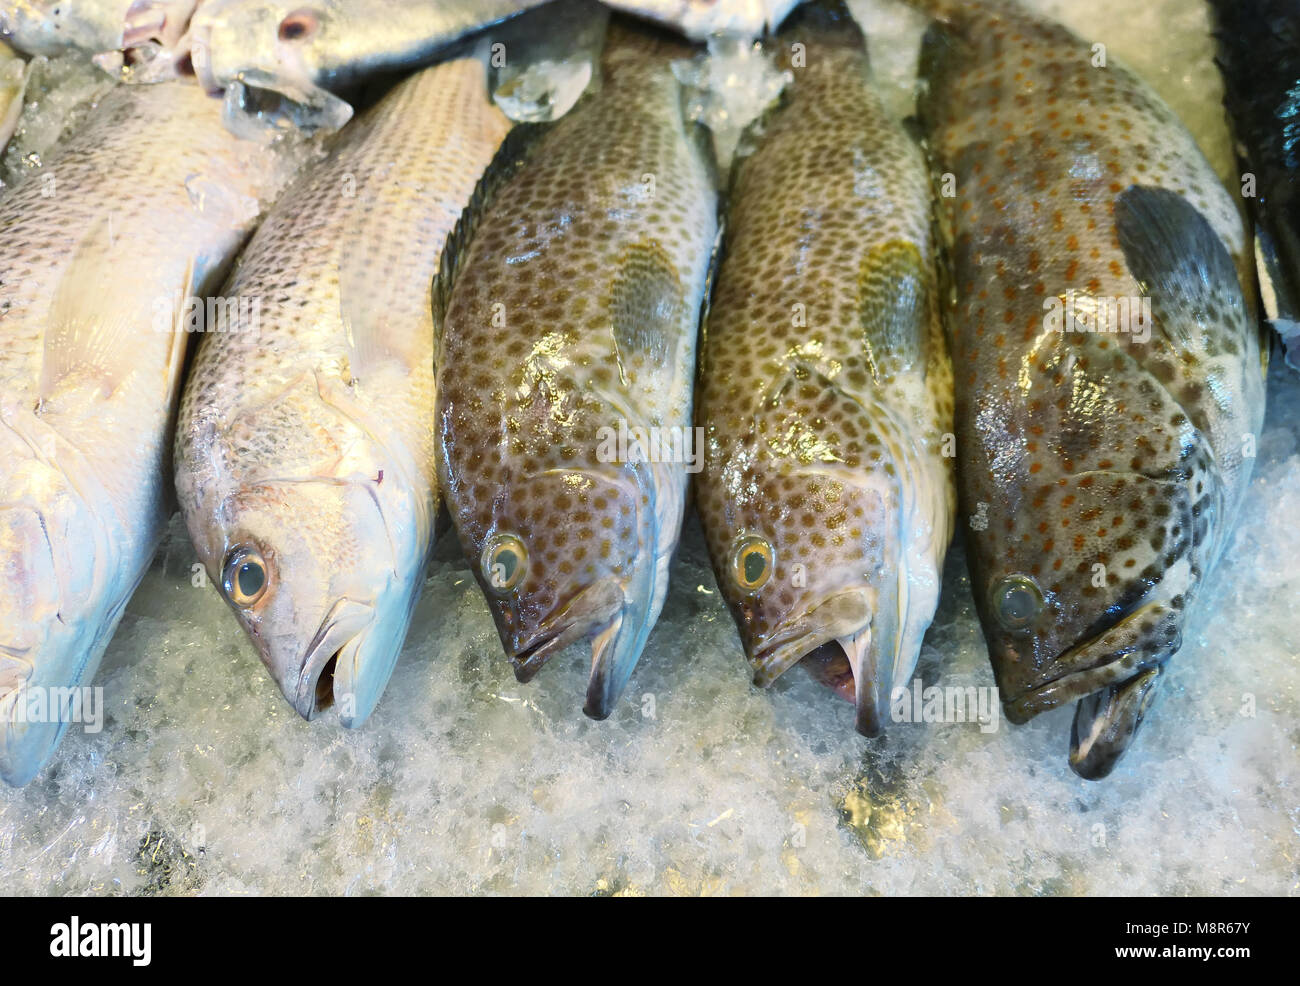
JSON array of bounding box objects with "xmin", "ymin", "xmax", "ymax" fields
[
  {"xmin": 188, "ymin": 0, "xmax": 554, "ymax": 131},
  {"xmin": 694, "ymin": 2, "xmax": 954, "ymax": 735},
  {"xmin": 602, "ymin": 0, "xmax": 804, "ymax": 39},
  {"xmin": 0, "ymin": 40, "xmax": 27, "ymax": 152},
  {"xmin": 436, "ymin": 20, "xmax": 718, "ymax": 719},
  {"xmin": 1209, "ymin": 0, "xmax": 1300, "ymax": 369},
  {"xmin": 0, "ymin": 0, "xmax": 193, "ymax": 60},
  {"xmin": 175, "ymin": 58, "xmax": 512, "ymax": 727},
  {"xmin": 912, "ymin": 0, "xmax": 1268, "ymax": 777},
  {"xmin": 0, "ymin": 80, "xmax": 291, "ymax": 787}
]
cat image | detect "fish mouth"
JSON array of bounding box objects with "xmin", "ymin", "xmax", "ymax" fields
[
  {"xmin": 750, "ymin": 589, "xmax": 891, "ymax": 736},
  {"xmin": 508, "ymin": 579, "xmax": 629, "ymax": 718},
  {"xmin": 291, "ymin": 598, "xmax": 375, "ymax": 726},
  {"xmin": 1069, "ymin": 667, "xmax": 1164, "ymax": 780},
  {"xmin": 1002, "ymin": 599, "xmax": 1173, "ymax": 724}
]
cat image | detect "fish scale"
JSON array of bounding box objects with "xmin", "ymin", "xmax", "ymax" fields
[
  {"xmin": 693, "ymin": 5, "xmax": 955, "ymax": 736},
  {"xmin": 911, "ymin": 0, "xmax": 1267, "ymax": 777},
  {"xmin": 436, "ymin": 21, "xmax": 718, "ymax": 718},
  {"xmin": 0, "ymin": 79, "xmax": 287, "ymax": 787},
  {"xmin": 175, "ymin": 59, "xmax": 512, "ymax": 727}
]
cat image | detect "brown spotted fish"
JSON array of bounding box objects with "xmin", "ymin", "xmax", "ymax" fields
[
  {"xmin": 913, "ymin": 0, "xmax": 1268, "ymax": 777},
  {"xmin": 436, "ymin": 20, "xmax": 719, "ymax": 719},
  {"xmin": 694, "ymin": 3, "xmax": 954, "ymax": 735}
]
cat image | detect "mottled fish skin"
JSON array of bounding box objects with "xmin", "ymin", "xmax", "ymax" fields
[
  {"xmin": 602, "ymin": 0, "xmax": 802, "ymax": 39},
  {"xmin": 0, "ymin": 0, "xmax": 134, "ymax": 56},
  {"xmin": 189, "ymin": 0, "xmax": 551, "ymax": 126},
  {"xmin": 1209, "ymin": 0, "xmax": 1300, "ymax": 365},
  {"xmin": 175, "ymin": 60, "xmax": 511, "ymax": 728},
  {"xmin": 694, "ymin": 7, "xmax": 954, "ymax": 736},
  {"xmin": 914, "ymin": 0, "xmax": 1268, "ymax": 778},
  {"xmin": 0, "ymin": 80, "xmax": 285, "ymax": 787},
  {"xmin": 436, "ymin": 21, "xmax": 718, "ymax": 719}
]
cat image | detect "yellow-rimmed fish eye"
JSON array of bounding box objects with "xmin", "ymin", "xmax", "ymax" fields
[
  {"xmin": 222, "ymin": 545, "xmax": 268, "ymax": 607},
  {"xmin": 731, "ymin": 535, "xmax": 775, "ymax": 593},
  {"xmin": 992, "ymin": 574, "xmax": 1044, "ymax": 631},
  {"xmin": 482, "ymin": 533, "xmax": 528, "ymax": 593}
]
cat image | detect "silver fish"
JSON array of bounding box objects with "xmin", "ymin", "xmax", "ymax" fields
[
  {"xmin": 0, "ymin": 80, "xmax": 288, "ymax": 787},
  {"xmin": 188, "ymin": 0, "xmax": 552, "ymax": 130},
  {"xmin": 175, "ymin": 58, "xmax": 512, "ymax": 726}
]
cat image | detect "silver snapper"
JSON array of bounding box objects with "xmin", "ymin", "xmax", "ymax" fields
[
  {"xmin": 175, "ymin": 59, "xmax": 512, "ymax": 727},
  {"xmin": 188, "ymin": 0, "xmax": 552, "ymax": 130},
  {"xmin": 0, "ymin": 80, "xmax": 288, "ymax": 787}
]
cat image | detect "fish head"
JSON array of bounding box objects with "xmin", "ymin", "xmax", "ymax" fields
[
  {"xmin": 703, "ymin": 372, "xmax": 923, "ymax": 736},
  {"xmin": 965, "ymin": 427, "xmax": 1204, "ymax": 776},
  {"xmin": 453, "ymin": 460, "xmax": 657, "ymax": 720},
  {"xmin": 0, "ymin": 454, "xmax": 112, "ymax": 787},
  {"xmin": 182, "ymin": 433, "xmax": 427, "ymax": 728}
]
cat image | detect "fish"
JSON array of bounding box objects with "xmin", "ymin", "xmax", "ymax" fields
[
  {"xmin": 911, "ymin": 0, "xmax": 1268, "ymax": 778},
  {"xmin": 602, "ymin": 0, "xmax": 804, "ymax": 39},
  {"xmin": 0, "ymin": 79, "xmax": 289, "ymax": 787},
  {"xmin": 95, "ymin": 1, "xmax": 205, "ymax": 83},
  {"xmin": 175, "ymin": 58, "xmax": 513, "ymax": 727},
  {"xmin": 435, "ymin": 20, "xmax": 719, "ymax": 719},
  {"xmin": 693, "ymin": 2, "xmax": 954, "ymax": 735},
  {"xmin": 0, "ymin": 0, "xmax": 134, "ymax": 56},
  {"xmin": 187, "ymin": 0, "xmax": 553, "ymax": 131},
  {"xmin": 1209, "ymin": 0, "xmax": 1300, "ymax": 369},
  {"xmin": 0, "ymin": 41, "xmax": 28, "ymax": 151}
]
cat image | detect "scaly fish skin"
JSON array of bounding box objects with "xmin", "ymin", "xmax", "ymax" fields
[
  {"xmin": 0, "ymin": 80, "xmax": 284, "ymax": 787},
  {"xmin": 916, "ymin": 0, "xmax": 1267, "ymax": 777},
  {"xmin": 694, "ymin": 7, "xmax": 954, "ymax": 735},
  {"xmin": 175, "ymin": 60, "xmax": 512, "ymax": 728},
  {"xmin": 436, "ymin": 23, "xmax": 718, "ymax": 719}
]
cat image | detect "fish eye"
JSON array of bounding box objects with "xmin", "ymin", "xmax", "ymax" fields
[
  {"xmin": 992, "ymin": 574, "xmax": 1044, "ymax": 631},
  {"xmin": 482, "ymin": 533, "xmax": 528, "ymax": 593},
  {"xmin": 730, "ymin": 535, "xmax": 774, "ymax": 593},
  {"xmin": 222, "ymin": 545, "xmax": 268, "ymax": 607},
  {"xmin": 278, "ymin": 8, "xmax": 320, "ymax": 42}
]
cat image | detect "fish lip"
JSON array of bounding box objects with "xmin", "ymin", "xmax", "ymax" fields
[
  {"xmin": 507, "ymin": 580, "xmax": 624, "ymax": 683},
  {"xmin": 749, "ymin": 589, "xmax": 873, "ymax": 687},
  {"xmin": 1002, "ymin": 599, "xmax": 1168, "ymax": 723},
  {"xmin": 291, "ymin": 598, "xmax": 374, "ymax": 722}
]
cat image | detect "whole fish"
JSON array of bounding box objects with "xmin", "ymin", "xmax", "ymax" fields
[
  {"xmin": 603, "ymin": 0, "xmax": 803, "ymax": 38},
  {"xmin": 0, "ymin": 80, "xmax": 288, "ymax": 787},
  {"xmin": 176, "ymin": 59, "xmax": 512, "ymax": 727},
  {"xmin": 694, "ymin": 4, "xmax": 953, "ymax": 735},
  {"xmin": 914, "ymin": 0, "xmax": 1268, "ymax": 777},
  {"xmin": 188, "ymin": 0, "xmax": 553, "ymax": 130},
  {"xmin": 436, "ymin": 21, "xmax": 718, "ymax": 718},
  {"xmin": 1209, "ymin": 0, "xmax": 1300, "ymax": 368}
]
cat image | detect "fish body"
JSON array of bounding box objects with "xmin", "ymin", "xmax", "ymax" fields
[
  {"xmin": 436, "ymin": 22, "xmax": 718, "ymax": 718},
  {"xmin": 1209, "ymin": 0, "xmax": 1300, "ymax": 366},
  {"xmin": 0, "ymin": 80, "xmax": 285, "ymax": 786},
  {"xmin": 694, "ymin": 5, "xmax": 954, "ymax": 735},
  {"xmin": 176, "ymin": 59, "xmax": 512, "ymax": 727},
  {"xmin": 189, "ymin": 0, "xmax": 552, "ymax": 129},
  {"xmin": 602, "ymin": 0, "xmax": 803, "ymax": 39},
  {"xmin": 914, "ymin": 0, "xmax": 1267, "ymax": 777}
]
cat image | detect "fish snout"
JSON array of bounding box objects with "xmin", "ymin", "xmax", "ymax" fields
[{"xmin": 277, "ymin": 598, "xmax": 376, "ymax": 726}]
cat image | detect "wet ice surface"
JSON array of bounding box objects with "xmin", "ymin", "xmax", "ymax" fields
[
  {"xmin": 1, "ymin": 361, "xmax": 1296, "ymax": 895},
  {"xmin": 2, "ymin": 1, "xmax": 1298, "ymax": 895}
]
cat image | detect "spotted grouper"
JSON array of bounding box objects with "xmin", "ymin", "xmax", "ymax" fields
[
  {"xmin": 435, "ymin": 19, "xmax": 719, "ymax": 719},
  {"xmin": 911, "ymin": 0, "xmax": 1269, "ymax": 777},
  {"xmin": 693, "ymin": 2, "xmax": 954, "ymax": 735}
]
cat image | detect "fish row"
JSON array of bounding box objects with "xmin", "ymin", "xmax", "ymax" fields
[{"xmin": 0, "ymin": 0, "xmax": 1272, "ymax": 788}]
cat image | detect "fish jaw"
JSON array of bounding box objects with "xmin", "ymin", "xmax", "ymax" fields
[
  {"xmin": 1069, "ymin": 666, "xmax": 1164, "ymax": 780},
  {"xmin": 999, "ymin": 600, "xmax": 1180, "ymax": 725},
  {"xmin": 286, "ymin": 597, "xmax": 376, "ymax": 725}
]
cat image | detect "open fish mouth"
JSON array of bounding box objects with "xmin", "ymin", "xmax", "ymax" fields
[
  {"xmin": 1003, "ymin": 600, "xmax": 1173, "ymax": 724},
  {"xmin": 291, "ymin": 599, "xmax": 375, "ymax": 725},
  {"xmin": 749, "ymin": 589, "xmax": 891, "ymax": 736},
  {"xmin": 507, "ymin": 580, "xmax": 625, "ymax": 682}
]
